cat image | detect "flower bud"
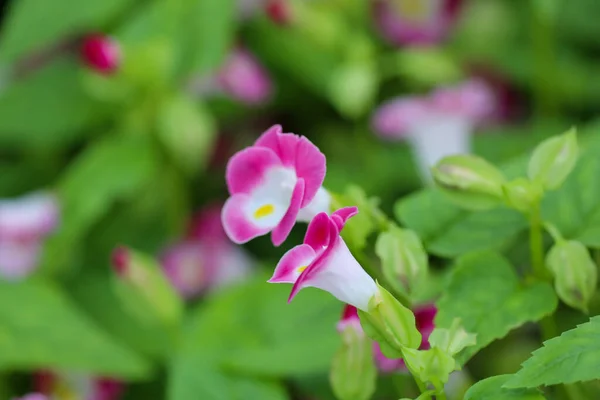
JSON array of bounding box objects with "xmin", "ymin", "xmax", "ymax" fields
[
  {"xmin": 403, "ymin": 347, "xmax": 456, "ymax": 391},
  {"xmin": 375, "ymin": 225, "xmax": 428, "ymax": 297},
  {"xmin": 431, "ymin": 154, "xmax": 506, "ymax": 210},
  {"xmin": 328, "ymin": 60, "xmax": 378, "ymax": 119},
  {"xmin": 81, "ymin": 34, "xmax": 121, "ymax": 75},
  {"xmin": 546, "ymin": 240, "xmax": 597, "ymax": 312},
  {"xmin": 111, "ymin": 246, "xmax": 183, "ymax": 328},
  {"xmin": 501, "ymin": 178, "xmax": 544, "ymax": 213},
  {"xmin": 330, "ymin": 305, "xmax": 377, "ymax": 400},
  {"xmin": 527, "ymin": 128, "xmax": 578, "ymax": 190},
  {"xmin": 358, "ymin": 283, "xmax": 421, "ymax": 356},
  {"xmin": 428, "ymin": 318, "xmax": 476, "ymax": 358},
  {"xmin": 265, "ymin": 0, "xmax": 294, "ymax": 25}
]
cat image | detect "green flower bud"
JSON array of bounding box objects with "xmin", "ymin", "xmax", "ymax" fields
[
  {"xmin": 330, "ymin": 321, "xmax": 376, "ymax": 400},
  {"xmin": 111, "ymin": 246, "xmax": 183, "ymax": 329},
  {"xmin": 432, "ymin": 155, "xmax": 506, "ymax": 210},
  {"xmin": 358, "ymin": 283, "xmax": 421, "ymax": 356},
  {"xmin": 403, "ymin": 347, "xmax": 456, "ymax": 391},
  {"xmin": 501, "ymin": 178, "xmax": 544, "ymax": 213},
  {"xmin": 428, "ymin": 319, "xmax": 477, "ymax": 358},
  {"xmin": 328, "ymin": 60, "xmax": 378, "ymax": 119},
  {"xmin": 528, "ymin": 128, "xmax": 578, "ymax": 190},
  {"xmin": 546, "ymin": 240, "xmax": 597, "ymax": 312},
  {"xmin": 375, "ymin": 225, "xmax": 428, "ymax": 298}
]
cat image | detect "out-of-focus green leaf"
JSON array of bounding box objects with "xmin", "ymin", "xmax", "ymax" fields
[
  {"xmin": 505, "ymin": 316, "xmax": 600, "ymax": 388},
  {"xmin": 40, "ymin": 134, "xmax": 158, "ymax": 275},
  {"xmin": 395, "ymin": 190, "xmax": 527, "ymax": 258},
  {"xmin": 436, "ymin": 251, "xmax": 558, "ymax": 364},
  {"xmin": 157, "ymin": 94, "xmax": 216, "ymax": 174},
  {"xmin": 465, "ymin": 375, "xmax": 545, "ymax": 400},
  {"xmin": 0, "ymin": 58, "xmax": 98, "ymax": 149},
  {"xmin": 176, "ymin": 0, "xmax": 235, "ymax": 77},
  {"xmin": 0, "ymin": 280, "xmax": 150, "ymax": 377},
  {"xmin": 0, "ymin": 0, "xmax": 135, "ymax": 63}
]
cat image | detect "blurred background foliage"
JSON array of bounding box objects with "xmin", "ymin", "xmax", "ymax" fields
[{"xmin": 2, "ymin": 0, "xmax": 600, "ymax": 399}]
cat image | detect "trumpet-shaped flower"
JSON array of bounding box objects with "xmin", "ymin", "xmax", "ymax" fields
[
  {"xmin": 269, "ymin": 207, "xmax": 378, "ymax": 311},
  {"xmin": 34, "ymin": 370, "xmax": 123, "ymax": 400},
  {"xmin": 372, "ymin": 0, "xmax": 462, "ymax": 46},
  {"xmin": 372, "ymin": 303, "xmax": 437, "ymax": 373},
  {"xmin": 371, "ymin": 79, "xmax": 495, "ymax": 183},
  {"xmin": 222, "ymin": 125, "xmax": 327, "ymax": 246},
  {"xmin": 0, "ymin": 192, "xmax": 59, "ymax": 280}
]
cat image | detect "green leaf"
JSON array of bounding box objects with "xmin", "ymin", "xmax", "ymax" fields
[
  {"xmin": 40, "ymin": 134, "xmax": 158, "ymax": 275},
  {"xmin": 527, "ymin": 128, "xmax": 578, "ymax": 191},
  {"xmin": 465, "ymin": 375, "xmax": 545, "ymax": 400},
  {"xmin": 436, "ymin": 251, "xmax": 558, "ymax": 364},
  {"xmin": 395, "ymin": 190, "xmax": 527, "ymax": 258},
  {"xmin": 157, "ymin": 94, "xmax": 216, "ymax": 174},
  {"xmin": 505, "ymin": 316, "xmax": 600, "ymax": 388},
  {"xmin": 0, "ymin": 280, "xmax": 149, "ymax": 377},
  {"xmin": 0, "ymin": 0, "xmax": 135, "ymax": 62},
  {"xmin": 176, "ymin": 0, "xmax": 235, "ymax": 76},
  {"xmin": 0, "ymin": 58, "xmax": 98, "ymax": 149}
]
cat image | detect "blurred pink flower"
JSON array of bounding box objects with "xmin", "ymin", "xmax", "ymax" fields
[
  {"xmin": 265, "ymin": 0, "xmax": 294, "ymax": 25},
  {"xmin": 373, "ymin": 304, "xmax": 437, "ymax": 373},
  {"xmin": 371, "ymin": 79, "xmax": 495, "ymax": 182},
  {"xmin": 34, "ymin": 370, "xmax": 123, "ymax": 400},
  {"xmin": 0, "ymin": 192, "xmax": 59, "ymax": 280},
  {"xmin": 372, "ymin": 0, "xmax": 462, "ymax": 47},
  {"xmin": 216, "ymin": 47, "xmax": 273, "ymax": 105},
  {"xmin": 13, "ymin": 394, "xmax": 48, "ymax": 400},
  {"xmin": 160, "ymin": 204, "xmax": 254, "ymax": 299},
  {"xmin": 80, "ymin": 34, "xmax": 121, "ymax": 75}
]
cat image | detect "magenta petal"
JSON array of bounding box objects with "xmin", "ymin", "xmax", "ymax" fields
[
  {"xmin": 221, "ymin": 194, "xmax": 270, "ymax": 244},
  {"xmin": 268, "ymin": 243, "xmax": 316, "ymax": 283},
  {"xmin": 294, "ymin": 136, "xmax": 326, "ymax": 207},
  {"xmin": 331, "ymin": 206, "xmax": 359, "ymax": 230},
  {"xmin": 225, "ymin": 146, "xmax": 282, "ymax": 195},
  {"xmin": 303, "ymin": 212, "xmax": 332, "ymax": 251},
  {"xmin": 255, "ymin": 124, "xmax": 283, "ymax": 149},
  {"xmin": 271, "ymin": 178, "xmax": 305, "ymax": 246}
]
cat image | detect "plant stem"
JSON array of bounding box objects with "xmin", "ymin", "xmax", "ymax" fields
[
  {"xmin": 435, "ymin": 390, "xmax": 448, "ymax": 400},
  {"xmin": 529, "ymin": 204, "xmax": 547, "ymax": 280},
  {"xmin": 405, "ymin": 363, "xmax": 427, "ymax": 394}
]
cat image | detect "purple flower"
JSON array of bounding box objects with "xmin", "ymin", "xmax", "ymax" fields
[
  {"xmin": 372, "ymin": 0, "xmax": 463, "ymax": 47},
  {"xmin": 0, "ymin": 192, "xmax": 59, "ymax": 280}
]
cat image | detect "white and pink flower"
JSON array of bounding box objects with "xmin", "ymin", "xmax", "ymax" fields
[
  {"xmin": 0, "ymin": 192, "xmax": 59, "ymax": 280},
  {"xmin": 222, "ymin": 125, "xmax": 328, "ymax": 246},
  {"xmin": 216, "ymin": 47, "xmax": 273, "ymax": 105},
  {"xmin": 161, "ymin": 204, "xmax": 254, "ymax": 299},
  {"xmin": 269, "ymin": 207, "xmax": 378, "ymax": 311},
  {"xmin": 372, "ymin": 0, "xmax": 462, "ymax": 47},
  {"xmin": 34, "ymin": 370, "xmax": 123, "ymax": 400},
  {"xmin": 371, "ymin": 79, "xmax": 495, "ymax": 183}
]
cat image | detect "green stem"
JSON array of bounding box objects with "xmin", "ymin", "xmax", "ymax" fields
[
  {"xmin": 529, "ymin": 204, "xmax": 547, "ymax": 280},
  {"xmin": 435, "ymin": 391, "xmax": 448, "ymax": 400},
  {"xmin": 405, "ymin": 362, "xmax": 427, "ymax": 394}
]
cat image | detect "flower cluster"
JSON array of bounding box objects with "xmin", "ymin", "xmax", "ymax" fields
[{"xmin": 0, "ymin": 192, "xmax": 59, "ymax": 280}]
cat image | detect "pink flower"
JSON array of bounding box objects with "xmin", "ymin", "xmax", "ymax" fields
[
  {"xmin": 0, "ymin": 192, "xmax": 59, "ymax": 280},
  {"xmin": 265, "ymin": 0, "xmax": 294, "ymax": 25},
  {"xmin": 222, "ymin": 125, "xmax": 327, "ymax": 246},
  {"xmin": 372, "ymin": 0, "xmax": 462, "ymax": 47},
  {"xmin": 161, "ymin": 204, "xmax": 254, "ymax": 299},
  {"xmin": 34, "ymin": 370, "xmax": 124, "ymax": 400},
  {"xmin": 371, "ymin": 79, "xmax": 495, "ymax": 183},
  {"xmin": 216, "ymin": 47, "xmax": 273, "ymax": 105},
  {"xmin": 337, "ymin": 304, "xmax": 363, "ymax": 334},
  {"xmin": 269, "ymin": 207, "xmax": 378, "ymax": 311},
  {"xmin": 373, "ymin": 304, "xmax": 437, "ymax": 373},
  {"xmin": 81, "ymin": 34, "xmax": 121, "ymax": 75}
]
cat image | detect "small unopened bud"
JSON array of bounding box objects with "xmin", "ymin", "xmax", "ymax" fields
[
  {"xmin": 358, "ymin": 283, "xmax": 421, "ymax": 356},
  {"xmin": 330, "ymin": 305, "xmax": 376, "ymax": 400},
  {"xmin": 546, "ymin": 240, "xmax": 597, "ymax": 312},
  {"xmin": 528, "ymin": 128, "xmax": 578, "ymax": 190},
  {"xmin": 428, "ymin": 318, "xmax": 477, "ymax": 358},
  {"xmin": 375, "ymin": 225, "xmax": 428, "ymax": 297},
  {"xmin": 265, "ymin": 0, "xmax": 294, "ymax": 25},
  {"xmin": 432, "ymin": 154, "xmax": 506, "ymax": 210},
  {"xmin": 81, "ymin": 34, "xmax": 121, "ymax": 75},
  {"xmin": 501, "ymin": 178, "xmax": 544, "ymax": 213},
  {"xmin": 402, "ymin": 347, "xmax": 456, "ymax": 391},
  {"xmin": 111, "ymin": 246, "xmax": 183, "ymax": 328}
]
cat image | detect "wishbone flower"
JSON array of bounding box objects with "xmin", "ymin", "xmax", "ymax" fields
[
  {"xmin": 268, "ymin": 206, "xmax": 378, "ymax": 311},
  {"xmin": 222, "ymin": 124, "xmax": 328, "ymax": 246}
]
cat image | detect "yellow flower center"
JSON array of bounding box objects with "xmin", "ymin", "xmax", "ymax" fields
[
  {"xmin": 392, "ymin": 0, "xmax": 432, "ymax": 22},
  {"xmin": 254, "ymin": 204, "xmax": 275, "ymax": 219},
  {"xmin": 297, "ymin": 266, "xmax": 307, "ymax": 274}
]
